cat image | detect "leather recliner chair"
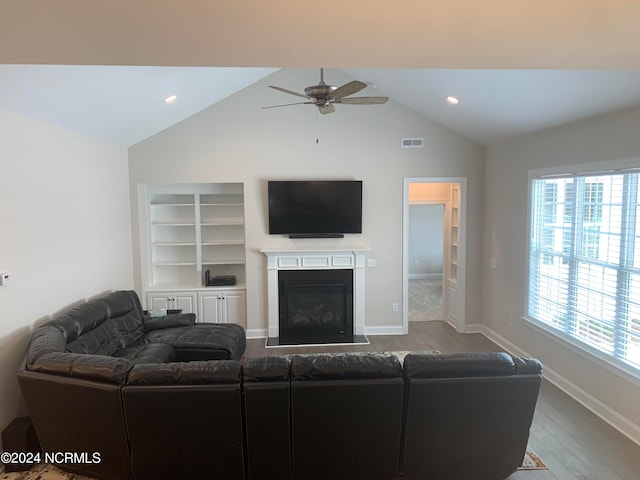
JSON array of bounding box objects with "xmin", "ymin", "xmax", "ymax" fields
[
  {"xmin": 243, "ymin": 356, "xmax": 292, "ymax": 480},
  {"xmin": 401, "ymin": 352, "xmax": 542, "ymax": 480},
  {"xmin": 121, "ymin": 361, "xmax": 245, "ymax": 480},
  {"xmin": 18, "ymin": 367, "xmax": 131, "ymax": 480},
  {"xmin": 289, "ymin": 353, "xmax": 404, "ymax": 480}
]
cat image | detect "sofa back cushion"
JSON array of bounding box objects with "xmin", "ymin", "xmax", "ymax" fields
[
  {"xmin": 37, "ymin": 291, "xmax": 145, "ymax": 359},
  {"xmin": 403, "ymin": 351, "xmax": 517, "ymax": 379},
  {"xmin": 291, "ymin": 352, "xmax": 402, "ymax": 380},
  {"xmin": 50, "ymin": 299, "xmax": 120, "ymax": 356},
  {"xmin": 103, "ymin": 290, "xmax": 145, "ymax": 349},
  {"xmin": 25, "ymin": 325, "xmax": 67, "ymax": 367}
]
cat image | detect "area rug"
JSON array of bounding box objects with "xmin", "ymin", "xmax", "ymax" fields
[
  {"xmin": 0, "ymin": 462, "xmax": 94, "ymax": 479},
  {"xmin": 518, "ymin": 448, "xmax": 548, "ymax": 470},
  {"xmin": 1, "ymin": 446, "xmax": 546, "ymax": 479}
]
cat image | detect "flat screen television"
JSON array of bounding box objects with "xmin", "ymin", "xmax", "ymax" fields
[{"xmin": 268, "ymin": 180, "xmax": 363, "ymax": 238}]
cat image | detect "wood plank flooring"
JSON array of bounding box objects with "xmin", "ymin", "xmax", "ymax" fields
[{"xmin": 247, "ymin": 321, "xmax": 640, "ymax": 480}]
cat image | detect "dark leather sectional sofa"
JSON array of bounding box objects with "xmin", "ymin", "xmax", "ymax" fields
[{"xmin": 17, "ymin": 290, "xmax": 543, "ymax": 480}]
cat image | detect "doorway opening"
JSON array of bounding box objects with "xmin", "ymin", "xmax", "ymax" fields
[
  {"xmin": 403, "ymin": 178, "xmax": 466, "ymax": 334},
  {"xmin": 408, "ymin": 203, "xmax": 444, "ymax": 321}
]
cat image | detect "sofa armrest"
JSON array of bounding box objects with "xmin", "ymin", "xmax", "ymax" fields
[
  {"xmin": 28, "ymin": 352, "xmax": 130, "ymax": 385},
  {"xmin": 512, "ymin": 356, "xmax": 543, "ymax": 375},
  {"xmin": 126, "ymin": 360, "xmax": 241, "ymax": 385},
  {"xmin": 142, "ymin": 313, "xmax": 196, "ymax": 332}
]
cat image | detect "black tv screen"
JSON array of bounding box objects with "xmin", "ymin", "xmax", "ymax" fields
[{"xmin": 268, "ymin": 180, "xmax": 363, "ymax": 236}]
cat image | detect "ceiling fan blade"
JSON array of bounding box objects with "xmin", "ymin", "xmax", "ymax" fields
[
  {"xmin": 262, "ymin": 101, "xmax": 314, "ymax": 109},
  {"xmin": 268, "ymin": 85, "xmax": 310, "ymax": 99},
  {"xmin": 337, "ymin": 96, "xmax": 389, "ymax": 105},
  {"xmin": 318, "ymin": 104, "xmax": 335, "ymax": 115},
  {"xmin": 331, "ymin": 80, "xmax": 367, "ymax": 99}
]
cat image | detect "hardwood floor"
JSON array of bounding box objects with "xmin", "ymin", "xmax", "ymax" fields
[{"xmin": 247, "ymin": 321, "xmax": 640, "ymax": 480}]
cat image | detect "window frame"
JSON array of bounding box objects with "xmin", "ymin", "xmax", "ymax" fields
[{"xmin": 526, "ymin": 160, "xmax": 640, "ymax": 384}]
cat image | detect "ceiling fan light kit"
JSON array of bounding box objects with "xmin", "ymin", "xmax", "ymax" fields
[{"xmin": 263, "ymin": 68, "xmax": 389, "ymax": 114}]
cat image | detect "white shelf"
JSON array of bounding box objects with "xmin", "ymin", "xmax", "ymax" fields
[
  {"xmin": 201, "ymin": 219, "xmax": 244, "ymax": 226},
  {"xmin": 142, "ymin": 183, "xmax": 246, "ymax": 290},
  {"xmin": 152, "ymin": 222, "xmax": 196, "ymax": 226},
  {"xmin": 153, "ymin": 261, "xmax": 198, "ymax": 266},
  {"xmin": 202, "ymin": 259, "xmax": 245, "ymax": 265},
  {"xmin": 202, "ymin": 241, "xmax": 244, "ymax": 246},
  {"xmin": 152, "ymin": 242, "xmax": 197, "ymax": 246}
]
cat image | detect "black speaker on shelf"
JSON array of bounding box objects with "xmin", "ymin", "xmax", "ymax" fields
[{"xmin": 205, "ymin": 270, "xmax": 237, "ymax": 286}]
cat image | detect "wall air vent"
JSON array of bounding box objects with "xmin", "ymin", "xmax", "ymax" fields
[{"xmin": 401, "ymin": 138, "xmax": 424, "ymax": 148}]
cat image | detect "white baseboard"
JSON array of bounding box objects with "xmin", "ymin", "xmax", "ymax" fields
[
  {"xmin": 247, "ymin": 325, "xmax": 406, "ymax": 338},
  {"xmin": 408, "ymin": 273, "xmax": 443, "ymax": 280},
  {"xmin": 246, "ymin": 328, "xmax": 268, "ymax": 339},
  {"xmin": 364, "ymin": 325, "xmax": 405, "ymax": 336},
  {"xmin": 476, "ymin": 324, "xmax": 640, "ymax": 447}
]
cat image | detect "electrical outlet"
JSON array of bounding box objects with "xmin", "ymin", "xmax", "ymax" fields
[
  {"xmin": 367, "ymin": 259, "xmax": 376, "ymax": 267},
  {"xmin": 392, "ymin": 303, "xmax": 399, "ymax": 312}
]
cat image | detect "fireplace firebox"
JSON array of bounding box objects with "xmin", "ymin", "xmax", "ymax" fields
[{"xmin": 278, "ymin": 269, "xmax": 353, "ymax": 345}]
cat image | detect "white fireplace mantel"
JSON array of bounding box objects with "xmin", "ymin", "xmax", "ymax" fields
[{"xmin": 261, "ymin": 248, "xmax": 369, "ymax": 339}]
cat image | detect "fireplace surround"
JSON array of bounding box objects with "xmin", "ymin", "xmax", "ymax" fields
[{"xmin": 261, "ymin": 248, "xmax": 368, "ymax": 345}]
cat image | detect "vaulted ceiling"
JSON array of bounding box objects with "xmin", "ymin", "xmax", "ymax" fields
[{"xmin": 1, "ymin": 1, "xmax": 639, "ymax": 147}]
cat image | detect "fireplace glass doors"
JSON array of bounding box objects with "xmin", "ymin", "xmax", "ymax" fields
[{"xmin": 278, "ymin": 269, "xmax": 354, "ymax": 345}]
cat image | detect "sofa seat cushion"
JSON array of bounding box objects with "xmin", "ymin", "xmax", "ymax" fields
[
  {"xmin": 140, "ymin": 323, "xmax": 246, "ymax": 361},
  {"xmin": 113, "ymin": 343, "xmax": 176, "ymax": 365}
]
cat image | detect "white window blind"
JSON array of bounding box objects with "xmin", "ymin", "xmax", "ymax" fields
[{"xmin": 528, "ymin": 170, "xmax": 640, "ymax": 371}]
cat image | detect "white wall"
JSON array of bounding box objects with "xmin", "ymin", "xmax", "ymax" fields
[
  {"xmin": 0, "ymin": 108, "xmax": 134, "ymax": 448},
  {"xmin": 408, "ymin": 204, "xmax": 444, "ymax": 276},
  {"xmin": 483, "ymin": 106, "xmax": 640, "ymax": 443},
  {"xmin": 129, "ymin": 68, "xmax": 485, "ymax": 335}
]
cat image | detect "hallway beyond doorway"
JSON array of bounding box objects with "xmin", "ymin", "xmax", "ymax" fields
[{"xmin": 409, "ymin": 278, "xmax": 443, "ymax": 321}]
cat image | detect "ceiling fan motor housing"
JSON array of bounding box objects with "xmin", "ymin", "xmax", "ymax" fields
[{"xmin": 304, "ymin": 84, "xmax": 337, "ymax": 103}]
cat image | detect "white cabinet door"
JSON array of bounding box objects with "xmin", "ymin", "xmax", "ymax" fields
[
  {"xmin": 147, "ymin": 291, "xmax": 196, "ymax": 314},
  {"xmin": 198, "ymin": 291, "xmax": 223, "ymax": 323},
  {"xmin": 197, "ymin": 289, "xmax": 245, "ymax": 324},
  {"xmin": 173, "ymin": 292, "xmax": 196, "ymax": 314},
  {"xmin": 222, "ymin": 289, "xmax": 246, "ymax": 325},
  {"xmin": 147, "ymin": 292, "xmax": 172, "ymax": 310}
]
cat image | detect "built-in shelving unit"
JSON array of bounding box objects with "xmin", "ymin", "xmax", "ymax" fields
[
  {"xmin": 139, "ymin": 183, "xmax": 246, "ymax": 325},
  {"xmin": 449, "ymin": 184, "xmax": 460, "ymax": 284}
]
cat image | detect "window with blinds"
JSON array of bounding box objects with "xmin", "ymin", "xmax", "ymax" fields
[{"xmin": 528, "ymin": 170, "xmax": 640, "ymax": 371}]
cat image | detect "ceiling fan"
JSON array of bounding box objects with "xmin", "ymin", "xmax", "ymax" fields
[{"xmin": 262, "ymin": 68, "xmax": 389, "ymax": 114}]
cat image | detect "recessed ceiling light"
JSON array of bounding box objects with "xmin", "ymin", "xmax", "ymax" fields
[
  {"xmin": 446, "ymin": 96, "xmax": 459, "ymax": 105},
  {"xmin": 164, "ymin": 94, "xmax": 177, "ymax": 104}
]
